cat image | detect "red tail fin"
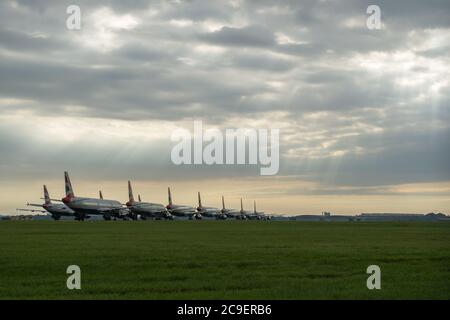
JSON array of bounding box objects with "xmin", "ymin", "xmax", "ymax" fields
[
  {"xmin": 128, "ymin": 181, "xmax": 135, "ymax": 204},
  {"xmin": 43, "ymin": 185, "xmax": 51, "ymax": 205},
  {"xmin": 198, "ymin": 192, "xmax": 202, "ymax": 208},
  {"xmin": 168, "ymin": 187, "xmax": 173, "ymax": 206},
  {"xmin": 64, "ymin": 171, "xmax": 74, "ymax": 199}
]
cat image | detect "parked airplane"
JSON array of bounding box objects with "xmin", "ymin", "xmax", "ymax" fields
[
  {"xmin": 220, "ymin": 196, "xmax": 243, "ymax": 220},
  {"xmin": 166, "ymin": 187, "xmax": 200, "ymax": 219},
  {"xmin": 244, "ymin": 200, "xmax": 262, "ymax": 220},
  {"xmin": 251, "ymin": 200, "xmax": 270, "ymax": 220},
  {"xmin": 17, "ymin": 185, "xmax": 75, "ymax": 220},
  {"xmin": 239, "ymin": 198, "xmax": 249, "ymax": 220},
  {"xmin": 62, "ymin": 171, "xmax": 130, "ymax": 221},
  {"xmin": 255, "ymin": 200, "xmax": 272, "ymax": 220},
  {"xmin": 126, "ymin": 181, "xmax": 172, "ymax": 220},
  {"xmin": 241, "ymin": 200, "xmax": 270, "ymax": 220},
  {"xmin": 196, "ymin": 192, "xmax": 226, "ymax": 219}
]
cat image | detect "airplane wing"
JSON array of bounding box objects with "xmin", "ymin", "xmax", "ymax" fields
[
  {"xmin": 27, "ymin": 203, "xmax": 44, "ymax": 207},
  {"xmin": 96, "ymin": 207, "xmax": 130, "ymax": 215},
  {"xmin": 16, "ymin": 208, "xmax": 47, "ymax": 214},
  {"xmin": 40, "ymin": 198, "xmax": 63, "ymax": 202}
]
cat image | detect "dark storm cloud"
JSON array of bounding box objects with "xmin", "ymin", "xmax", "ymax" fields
[
  {"xmin": 314, "ymin": 128, "xmax": 450, "ymax": 186},
  {"xmin": 373, "ymin": 0, "xmax": 450, "ymax": 29},
  {"xmin": 0, "ymin": 0, "xmax": 449, "ymax": 193},
  {"xmin": 200, "ymin": 26, "xmax": 276, "ymax": 48},
  {"xmin": 0, "ymin": 28, "xmax": 67, "ymax": 52},
  {"xmin": 158, "ymin": 0, "xmax": 233, "ymax": 21},
  {"xmin": 229, "ymin": 52, "xmax": 294, "ymax": 72},
  {"xmin": 0, "ymin": 0, "xmax": 447, "ymax": 120}
]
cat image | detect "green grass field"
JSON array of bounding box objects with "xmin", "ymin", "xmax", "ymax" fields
[{"xmin": 0, "ymin": 221, "xmax": 449, "ymax": 299}]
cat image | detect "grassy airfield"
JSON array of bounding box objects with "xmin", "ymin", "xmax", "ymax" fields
[{"xmin": 0, "ymin": 221, "xmax": 448, "ymax": 299}]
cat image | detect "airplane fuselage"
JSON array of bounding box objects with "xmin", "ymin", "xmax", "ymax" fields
[
  {"xmin": 246, "ymin": 211, "xmax": 264, "ymax": 220},
  {"xmin": 63, "ymin": 196, "xmax": 128, "ymax": 218},
  {"xmin": 128, "ymin": 202, "xmax": 171, "ymax": 219},
  {"xmin": 43, "ymin": 203, "xmax": 75, "ymax": 218},
  {"xmin": 167, "ymin": 204, "xmax": 198, "ymax": 218},
  {"xmin": 197, "ymin": 206, "xmax": 222, "ymax": 218},
  {"xmin": 221, "ymin": 209, "xmax": 243, "ymax": 219}
]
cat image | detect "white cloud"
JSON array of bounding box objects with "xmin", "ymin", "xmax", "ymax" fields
[{"xmin": 77, "ymin": 7, "xmax": 140, "ymax": 52}]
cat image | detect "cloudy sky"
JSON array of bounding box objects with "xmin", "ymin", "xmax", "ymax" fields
[{"xmin": 1, "ymin": 0, "xmax": 449, "ymax": 215}]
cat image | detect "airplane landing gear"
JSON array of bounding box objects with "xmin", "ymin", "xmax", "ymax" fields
[{"xmin": 194, "ymin": 213, "xmax": 203, "ymax": 220}]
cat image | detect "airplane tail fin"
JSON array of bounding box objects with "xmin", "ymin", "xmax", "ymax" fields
[
  {"xmin": 222, "ymin": 195, "xmax": 225, "ymax": 210},
  {"xmin": 138, "ymin": 194, "xmax": 142, "ymax": 202},
  {"xmin": 43, "ymin": 185, "xmax": 51, "ymax": 204},
  {"xmin": 168, "ymin": 187, "xmax": 173, "ymax": 206},
  {"xmin": 99, "ymin": 190, "xmax": 103, "ymax": 200},
  {"xmin": 254, "ymin": 200, "xmax": 256, "ymax": 214},
  {"xmin": 198, "ymin": 192, "xmax": 202, "ymax": 208},
  {"xmin": 64, "ymin": 171, "xmax": 74, "ymax": 199},
  {"xmin": 128, "ymin": 181, "xmax": 135, "ymax": 204},
  {"xmin": 240, "ymin": 198, "xmax": 243, "ymax": 211}
]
